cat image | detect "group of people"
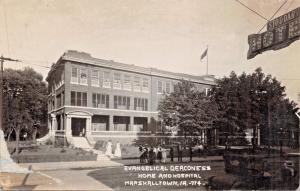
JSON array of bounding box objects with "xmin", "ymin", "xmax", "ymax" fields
[
  {"xmin": 139, "ymin": 146, "xmax": 167, "ymax": 165},
  {"xmin": 139, "ymin": 143, "xmax": 206, "ymax": 165}
]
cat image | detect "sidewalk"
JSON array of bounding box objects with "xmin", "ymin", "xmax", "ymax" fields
[
  {"xmin": 19, "ymin": 155, "xmax": 223, "ymax": 171},
  {"xmin": 19, "ymin": 160, "xmax": 123, "ymax": 171}
]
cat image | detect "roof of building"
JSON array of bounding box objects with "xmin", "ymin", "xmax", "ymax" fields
[{"xmin": 50, "ymin": 50, "xmax": 216, "ymax": 85}]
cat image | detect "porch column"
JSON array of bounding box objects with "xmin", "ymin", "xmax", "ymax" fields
[
  {"xmin": 66, "ymin": 115, "xmax": 72, "ymax": 137},
  {"xmin": 147, "ymin": 117, "xmax": 150, "ymax": 131},
  {"xmin": 130, "ymin": 116, "xmax": 134, "ymax": 131},
  {"xmin": 51, "ymin": 114, "xmax": 57, "ymax": 135},
  {"xmin": 86, "ymin": 117, "xmax": 92, "ymax": 137},
  {"xmin": 48, "ymin": 117, "xmax": 52, "ymax": 134},
  {"xmin": 60, "ymin": 115, "xmax": 64, "ymax": 130},
  {"xmin": 109, "ymin": 115, "xmax": 114, "ymax": 131}
]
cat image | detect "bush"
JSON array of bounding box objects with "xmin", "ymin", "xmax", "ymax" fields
[
  {"xmin": 60, "ymin": 148, "xmax": 66, "ymax": 153},
  {"xmin": 55, "ymin": 137, "xmax": 68, "ymax": 147},
  {"xmin": 94, "ymin": 140, "xmax": 106, "ymax": 150},
  {"xmin": 45, "ymin": 139, "xmax": 53, "ymax": 145}
]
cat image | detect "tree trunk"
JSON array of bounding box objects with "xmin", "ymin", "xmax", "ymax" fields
[
  {"xmin": 15, "ymin": 128, "xmax": 20, "ymax": 155},
  {"xmin": 7, "ymin": 128, "xmax": 13, "ymax": 142},
  {"xmin": 32, "ymin": 127, "xmax": 37, "ymax": 141}
]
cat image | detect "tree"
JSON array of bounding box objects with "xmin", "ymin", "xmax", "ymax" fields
[
  {"xmin": 3, "ymin": 67, "xmax": 48, "ymax": 152},
  {"xmin": 158, "ymin": 80, "xmax": 220, "ymax": 144},
  {"xmin": 212, "ymin": 68, "xmax": 298, "ymax": 147}
]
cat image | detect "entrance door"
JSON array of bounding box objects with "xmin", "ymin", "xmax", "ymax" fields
[{"xmin": 71, "ymin": 118, "xmax": 86, "ymax": 137}]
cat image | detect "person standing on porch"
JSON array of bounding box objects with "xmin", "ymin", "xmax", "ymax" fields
[{"xmin": 82, "ymin": 128, "xmax": 86, "ymax": 137}]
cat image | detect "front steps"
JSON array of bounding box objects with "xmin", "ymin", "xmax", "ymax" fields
[
  {"xmin": 71, "ymin": 137, "xmax": 109, "ymax": 161},
  {"xmin": 37, "ymin": 134, "xmax": 110, "ymax": 161}
]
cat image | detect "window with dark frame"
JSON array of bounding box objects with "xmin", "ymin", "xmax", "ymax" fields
[
  {"xmin": 134, "ymin": 97, "xmax": 148, "ymax": 111},
  {"xmin": 71, "ymin": 91, "xmax": 87, "ymax": 106},
  {"xmin": 157, "ymin": 81, "xmax": 163, "ymax": 94},
  {"xmin": 114, "ymin": 95, "xmax": 130, "ymax": 110},
  {"xmin": 91, "ymin": 70, "xmax": 99, "ymax": 86},
  {"xmin": 92, "ymin": 93, "xmax": 109, "ymax": 108},
  {"xmin": 71, "ymin": 67, "xmax": 78, "ymax": 83}
]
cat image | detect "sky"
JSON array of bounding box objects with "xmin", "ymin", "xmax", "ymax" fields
[{"xmin": 0, "ymin": 0, "xmax": 299, "ymax": 104}]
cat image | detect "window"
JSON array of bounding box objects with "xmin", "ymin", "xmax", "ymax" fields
[
  {"xmin": 114, "ymin": 95, "xmax": 130, "ymax": 110},
  {"xmin": 56, "ymin": 94, "xmax": 61, "ymax": 108},
  {"xmin": 62, "ymin": 91, "xmax": 64, "ymax": 105},
  {"xmin": 157, "ymin": 81, "xmax": 163, "ymax": 94},
  {"xmin": 91, "ymin": 70, "xmax": 99, "ymax": 86},
  {"xmin": 123, "ymin": 75, "xmax": 131, "ymax": 91},
  {"xmin": 113, "ymin": 73, "xmax": 122, "ymax": 89},
  {"xmin": 71, "ymin": 92, "xmax": 76, "ymax": 106},
  {"xmin": 80, "ymin": 69, "xmax": 88, "ymax": 85},
  {"xmin": 103, "ymin": 71, "xmax": 111, "ymax": 88},
  {"xmin": 134, "ymin": 98, "xmax": 148, "ymax": 111},
  {"xmin": 166, "ymin": 82, "xmax": 171, "ymax": 94},
  {"xmin": 92, "ymin": 93, "xmax": 109, "ymax": 108},
  {"xmin": 71, "ymin": 91, "xmax": 87, "ymax": 106},
  {"xmin": 142, "ymin": 78, "xmax": 149, "ymax": 92},
  {"xmin": 82, "ymin": 92, "xmax": 87, "ymax": 106},
  {"xmin": 133, "ymin": 77, "xmax": 141, "ymax": 92},
  {"xmin": 61, "ymin": 72, "xmax": 65, "ymax": 84},
  {"xmin": 71, "ymin": 67, "xmax": 78, "ymax": 84},
  {"xmin": 76, "ymin": 92, "xmax": 81, "ymax": 106}
]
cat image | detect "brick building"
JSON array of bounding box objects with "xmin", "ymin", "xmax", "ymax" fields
[{"xmin": 46, "ymin": 50, "xmax": 216, "ymax": 145}]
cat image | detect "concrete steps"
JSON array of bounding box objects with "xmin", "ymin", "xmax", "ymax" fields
[
  {"xmin": 36, "ymin": 132, "xmax": 52, "ymax": 145},
  {"xmin": 71, "ymin": 137, "xmax": 109, "ymax": 161},
  {"xmin": 72, "ymin": 137, "xmax": 92, "ymax": 150}
]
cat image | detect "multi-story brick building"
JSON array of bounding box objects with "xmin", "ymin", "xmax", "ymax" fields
[{"xmin": 46, "ymin": 50, "xmax": 216, "ymax": 145}]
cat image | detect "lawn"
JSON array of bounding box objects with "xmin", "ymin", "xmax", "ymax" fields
[
  {"xmin": 6, "ymin": 143, "xmax": 97, "ymax": 163},
  {"xmin": 87, "ymin": 161, "xmax": 225, "ymax": 190}
]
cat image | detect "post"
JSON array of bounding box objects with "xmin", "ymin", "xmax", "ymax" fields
[
  {"xmin": 0, "ymin": 55, "xmax": 20, "ymax": 131},
  {"xmin": 0, "ymin": 56, "xmax": 3, "ymax": 130},
  {"xmin": 268, "ymin": 101, "xmax": 271, "ymax": 156},
  {"xmin": 206, "ymin": 45, "xmax": 208, "ymax": 75}
]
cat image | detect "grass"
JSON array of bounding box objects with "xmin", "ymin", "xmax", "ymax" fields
[
  {"xmin": 6, "ymin": 143, "xmax": 97, "ymax": 163},
  {"xmin": 87, "ymin": 161, "xmax": 225, "ymax": 190}
]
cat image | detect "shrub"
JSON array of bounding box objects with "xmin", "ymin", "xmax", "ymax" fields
[
  {"xmin": 94, "ymin": 140, "xmax": 106, "ymax": 150},
  {"xmin": 60, "ymin": 148, "xmax": 66, "ymax": 153},
  {"xmin": 45, "ymin": 139, "xmax": 53, "ymax": 145}
]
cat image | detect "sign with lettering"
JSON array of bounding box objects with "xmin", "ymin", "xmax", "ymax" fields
[{"xmin": 247, "ymin": 7, "xmax": 300, "ymax": 59}]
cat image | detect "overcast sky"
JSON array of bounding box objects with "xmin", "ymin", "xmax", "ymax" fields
[{"xmin": 0, "ymin": 0, "xmax": 299, "ymax": 104}]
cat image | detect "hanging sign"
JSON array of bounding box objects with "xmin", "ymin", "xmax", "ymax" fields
[{"xmin": 247, "ymin": 7, "xmax": 300, "ymax": 59}]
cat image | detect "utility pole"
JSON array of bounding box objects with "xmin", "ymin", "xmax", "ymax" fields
[
  {"xmin": 0, "ymin": 55, "xmax": 20, "ymax": 130},
  {"xmin": 268, "ymin": 101, "xmax": 271, "ymax": 157}
]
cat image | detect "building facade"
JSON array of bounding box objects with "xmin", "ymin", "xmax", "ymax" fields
[{"xmin": 46, "ymin": 50, "xmax": 216, "ymax": 145}]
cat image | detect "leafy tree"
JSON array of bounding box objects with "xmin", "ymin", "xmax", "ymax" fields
[
  {"xmin": 212, "ymin": 68, "xmax": 298, "ymax": 147},
  {"xmin": 158, "ymin": 80, "xmax": 220, "ymax": 144},
  {"xmin": 3, "ymin": 67, "xmax": 48, "ymax": 152}
]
